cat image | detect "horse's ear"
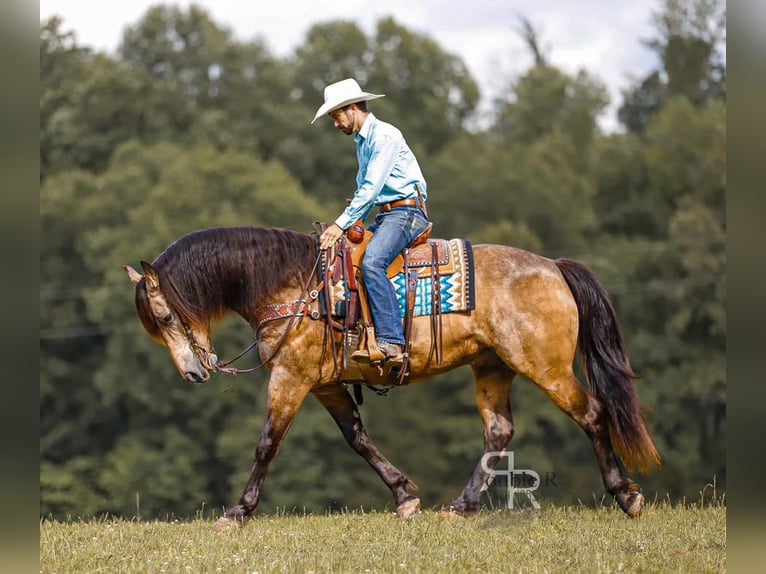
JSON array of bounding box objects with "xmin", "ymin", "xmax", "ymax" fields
[
  {"xmin": 140, "ymin": 260, "xmax": 160, "ymax": 292},
  {"xmin": 123, "ymin": 265, "xmax": 143, "ymax": 285}
]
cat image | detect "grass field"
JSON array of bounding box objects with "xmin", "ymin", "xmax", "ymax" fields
[{"xmin": 40, "ymin": 503, "xmax": 725, "ymax": 573}]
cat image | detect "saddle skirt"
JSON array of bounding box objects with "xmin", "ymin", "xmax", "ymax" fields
[
  {"xmin": 329, "ymin": 231, "xmax": 475, "ymax": 320},
  {"xmin": 393, "ymin": 238, "xmax": 475, "ymax": 317},
  {"xmin": 385, "ymin": 237, "xmax": 453, "ymax": 279}
]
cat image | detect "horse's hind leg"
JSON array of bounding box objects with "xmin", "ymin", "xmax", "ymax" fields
[
  {"xmin": 313, "ymin": 385, "xmax": 420, "ymax": 518},
  {"xmin": 533, "ymin": 367, "xmax": 644, "ymax": 516},
  {"xmin": 450, "ymin": 352, "xmax": 516, "ymax": 515}
]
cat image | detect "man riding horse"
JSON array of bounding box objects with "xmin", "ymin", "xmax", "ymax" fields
[
  {"xmin": 123, "ymin": 82, "xmax": 660, "ymax": 528},
  {"xmin": 314, "ymin": 78, "xmax": 430, "ymax": 368}
]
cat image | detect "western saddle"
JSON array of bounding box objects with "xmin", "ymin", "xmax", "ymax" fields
[{"xmin": 317, "ymin": 218, "xmax": 447, "ymax": 388}]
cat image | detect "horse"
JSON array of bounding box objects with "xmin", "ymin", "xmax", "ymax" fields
[{"xmin": 124, "ymin": 226, "xmax": 661, "ymax": 529}]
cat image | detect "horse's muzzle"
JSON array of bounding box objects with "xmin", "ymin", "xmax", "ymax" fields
[{"xmin": 184, "ymin": 369, "xmax": 210, "ymax": 383}]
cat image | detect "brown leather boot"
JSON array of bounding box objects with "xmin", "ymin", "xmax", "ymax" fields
[{"xmin": 351, "ymin": 341, "xmax": 404, "ymax": 367}]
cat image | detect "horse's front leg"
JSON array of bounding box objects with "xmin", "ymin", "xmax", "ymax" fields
[
  {"xmin": 215, "ymin": 371, "xmax": 311, "ymax": 530},
  {"xmin": 313, "ymin": 385, "xmax": 421, "ymax": 518},
  {"xmin": 449, "ymin": 354, "xmax": 516, "ymax": 516}
]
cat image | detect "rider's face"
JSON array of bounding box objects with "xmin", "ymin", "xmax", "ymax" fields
[{"xmin": 329, "ymin": 106, "xmax": 356, "ymax": 135}]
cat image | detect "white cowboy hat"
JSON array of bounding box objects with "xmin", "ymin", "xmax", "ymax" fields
[{"xmin": 311, "ymin": 78, "xmax": 385, "ymax": 124}]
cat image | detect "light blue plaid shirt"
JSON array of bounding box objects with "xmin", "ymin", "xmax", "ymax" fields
[{"xmin": 334, "ymin": 113, "xmax": 427, "ymax": 230}]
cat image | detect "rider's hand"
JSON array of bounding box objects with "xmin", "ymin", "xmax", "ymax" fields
[{"xmin": 319, "ymin": 223, "xmax": 344, "ymax": 250}]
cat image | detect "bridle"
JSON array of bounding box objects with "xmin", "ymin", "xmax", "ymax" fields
[
  {"xmin": 180, "ymin": 250, "xmax": 324, "ymax": 377},
  {"xmin": 179, "ymin": 317, "xmax": 220, "ymax": 372}
]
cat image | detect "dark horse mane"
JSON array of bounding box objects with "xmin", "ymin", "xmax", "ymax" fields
[{"xmin": 136, "ymin": 227, "xmax": 317, "ymax": 337}]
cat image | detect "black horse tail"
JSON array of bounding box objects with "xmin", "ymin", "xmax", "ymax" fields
[{"xmin": 555, "ymin": 258, "xmax": 661, "ymax": 474}]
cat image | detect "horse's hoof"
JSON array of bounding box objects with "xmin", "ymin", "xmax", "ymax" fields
[
  {"xmin": 625, "ymin": 492, "xmax": 645, "ymax": 518},
  {"xmin": 213, "ymin": 516, "xmax": 243, "ymax": 532},
  {"xmin": 615, "ymin": 489, "xmax": 645, "ymax": 518},
  {"xmin": 438, "ymin": 509, "xmax": 464, "ymax": 522},
  {"xmin": 396, "ymin": 498, "xmax": 421, "ymax": 519}
]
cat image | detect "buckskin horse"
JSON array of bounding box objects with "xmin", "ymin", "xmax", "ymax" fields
[{"xmin": 124, "ymin": 226, "xmax": 660, "ymax": 529}]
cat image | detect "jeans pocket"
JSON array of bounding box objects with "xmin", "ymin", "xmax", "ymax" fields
[{"xmin": 408, "ymin": 212, "xmax": 429, "ymax": 241}]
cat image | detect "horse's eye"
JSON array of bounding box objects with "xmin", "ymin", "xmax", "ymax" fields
[{"xmin": 160, "ymin": 313, "xmax": 173, "ymax": 326}]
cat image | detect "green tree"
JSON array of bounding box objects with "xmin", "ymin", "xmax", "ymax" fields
[
  {"xmin": 426, "ymin": 133, "xmax": 513, "ymax": 239},
  {"xmin": 40, "ymin": 17, "xmax": 93, "ymax": 179},
  {"xmin": 431, "ymin": 61, "xmax": 605, "ymax": 253},
  {"xmin": 118, "ymin": 4, "xmax": 233, "ymax": 108},
  {"xmin": 494, "ymin": 65, "xmax": 608, "ymax": 154},
  {"xmin": 618, "ymin": 0, "xmax": 725, "ymax": 132},
  {"xmin": 368, "ymin": 17, "xmax": 479, "ymax": 155},
  {"xmin": 41, "ymin": 166, "xmax": 122, "ymax": 502},
  {"xmin": 652, "ymin": 0, "xmax": 726, "ymax": 103},
  {"xmin": 119, "ymin": 4, "xmax": 296, "ymax": 160},
  {"xmin": 41, "ymin": 17, "xmax": 196, "ymax": 177},
  {"xmin": 291, "ymin": 20, "xmax": 371, "ymax": 98}
]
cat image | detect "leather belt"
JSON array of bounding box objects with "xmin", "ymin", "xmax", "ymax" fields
[{"xmin": 379, "ymin": 198, "xmax": 418, "ymax": 212}]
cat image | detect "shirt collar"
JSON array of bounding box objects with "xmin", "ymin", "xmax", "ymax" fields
[{"xmin": 355, "ymin": 113, "xmax": 376, "ymax": 143}]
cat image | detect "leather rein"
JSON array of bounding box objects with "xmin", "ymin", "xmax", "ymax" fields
[{"xmin": 190, "ymin": 249, "xmax": 324, "ymax": 376}]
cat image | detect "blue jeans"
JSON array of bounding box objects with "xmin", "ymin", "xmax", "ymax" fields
[{"xmin": 363, "ymin": 206, "xmax": 430, "ymax": 346}]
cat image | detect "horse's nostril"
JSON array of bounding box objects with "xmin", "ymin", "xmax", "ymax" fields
[{"xmin": 185, "ymin": 371, "xmax": 206, "ymax": 383}]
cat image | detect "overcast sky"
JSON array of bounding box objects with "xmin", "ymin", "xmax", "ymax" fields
[{"xmin": 40, "ymin": 0, "xmax": 664, "ymax": 131}]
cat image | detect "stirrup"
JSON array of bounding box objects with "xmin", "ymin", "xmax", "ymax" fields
[{"xmin": 351, "ymin": 342, "xmax": 403, "ymax": 366}]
